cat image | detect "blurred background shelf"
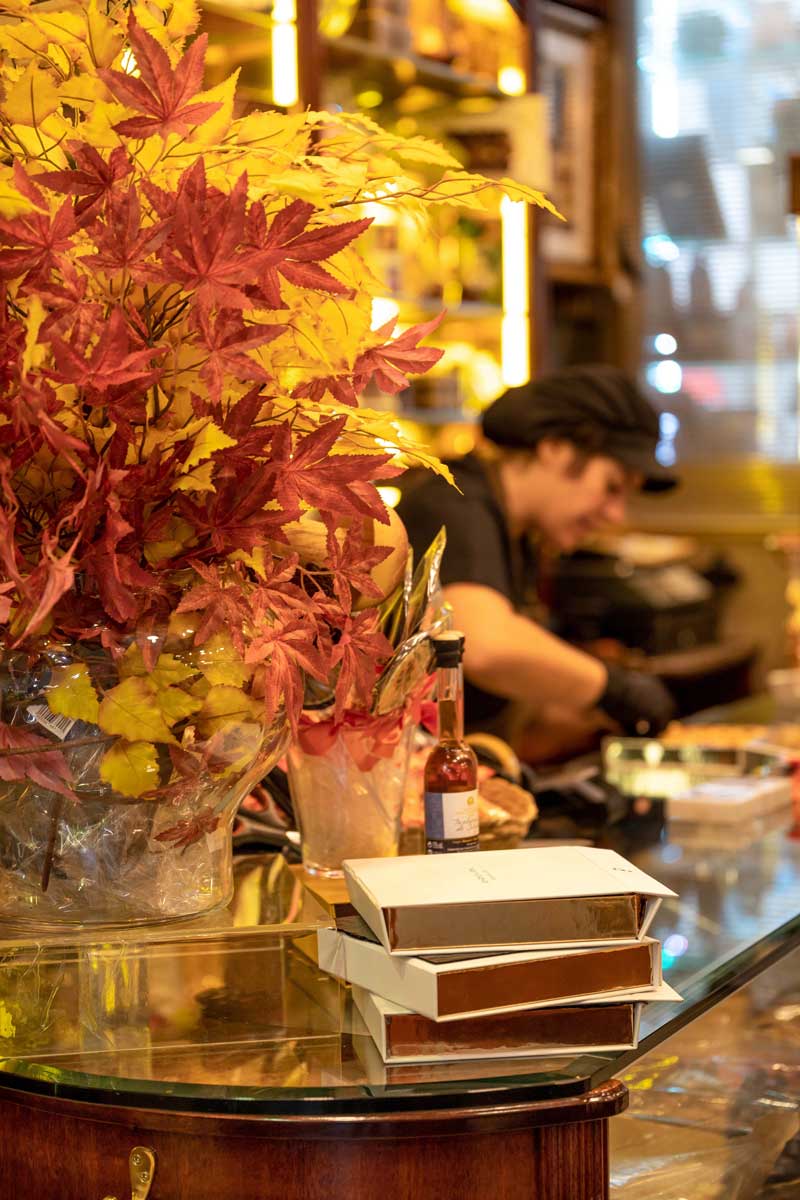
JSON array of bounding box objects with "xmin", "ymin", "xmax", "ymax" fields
[{"xmin": 322, "ymin": 33, "xmax": 505, "ymax": 99}]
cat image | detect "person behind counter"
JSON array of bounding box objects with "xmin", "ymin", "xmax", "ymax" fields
[{"xmin": 396, "ymin": 365, "xmax": 678, "ymax": 747}]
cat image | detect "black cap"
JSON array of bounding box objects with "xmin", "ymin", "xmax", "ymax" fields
[
  {"xmin": 431, "ymin": 631, "xmax": 465, "ymax": 667},
  {"xmin": 480, "ymin": 365, "xmax": 678, "ymax": 493}
]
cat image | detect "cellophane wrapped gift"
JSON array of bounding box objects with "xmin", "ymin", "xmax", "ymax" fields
[{"xmin": 0, "ymin": 641, "xmax": 287, "ymax": 927}]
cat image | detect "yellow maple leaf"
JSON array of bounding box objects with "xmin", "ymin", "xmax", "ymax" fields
[
  {"xmin": 143, "ymin": 516, "xmax": 196, "ymax": 565},
  {"xmin": 498, "ymin": 177, "xmax": 564, "ymax": 220},
  {"xmin": 228, "ymin": 546, "xmax": 267, "ymax": 580},
  {"xmin": 27, "ymin": 9, "xmax": 86, "ymax": 52},
  {"xmin": 99, "ymin": 740, "xmax": 160, "ymax": 799},
  {"xmin": 228, "ymin": 109, "xmax": 311, "ymax": 154},
  {"xmin": 156, "ymin": 686, "xmax": 202, "ymax": 725},
  {"xmin": 98, "ymin": 677, "xmax": 177, "ymax": 744},
  {"xmin": 9, "ymin": 114, "xmax": 72, "ymax": 161},
  {"xmin": 57, "ymin": 74, "xmax": 102, "ymax": 113},
  {"xmin": 180, "ymin": 421, "xmax": 237, "ymax": 472},
  {"xmin": 46, "ymin": 661, "xmax": 100, "ymax": 724},
  {"xmin": 85, "ymin": 0, "xmax": 124, "ymax": 70},
  {"xmin": 134, "ymin": 0, "xmax": 199, "ymax": 48},
  {"xmin": 119, "ymin": 644, "xmax": 196, "ymax": 689},
  {"xmin": 22, "ymin": 295, "xmax": 46, "ymax": 376},
  {"xmin": 379, "ymin": 134, "xmax": 463, "ymax": 172},
  {"xmin": 186, "ymin": 71, "xmax": 238, "ymax": 146},
  {"xmin": 196, "ymin": 685, "xmax": 261, "ymax": 737},
  {"xmin": 171, "ymin": 462, "xmax": 217, "ymax": 493},
  {"xmin": 193, "ymin": 633, "xmax": 253, "ymax": 688},
  {"xmin": 3, "ymin": 62, "xmax": 61, "ymax": 127},
  {"xmin": 0, "ymin": 25, "xmax": 48, "ymax": 62},
  {"xmin": 74, "ymin": 100, "xmax": 130, "ymax": 149},
  {"xmin": 0, "ymin": 175, "xmax": 33, "ymax": 218}
]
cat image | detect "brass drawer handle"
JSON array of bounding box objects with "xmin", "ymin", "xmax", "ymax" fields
[{"xmin": 102, "ymin": 1146, "xmax": 156, "ymax": 1200}]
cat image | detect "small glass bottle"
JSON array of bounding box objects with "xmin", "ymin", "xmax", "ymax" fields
[{"xmin": 424, "ymin": 631, "xmax": 479, "ymax": 853}]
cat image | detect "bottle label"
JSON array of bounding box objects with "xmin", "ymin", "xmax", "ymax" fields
[{"xmin": 424, "ymin": 789, "xmax": 479, "ymax": 852}]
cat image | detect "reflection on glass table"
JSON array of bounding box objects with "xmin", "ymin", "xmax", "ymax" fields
[
  {"xmin": 611, "ymin": 942, "xmax": 800, "ymax": 1199},
  {"xmin": 3, "ymin": 822, "xmax": 800, "ymax": 1115}
]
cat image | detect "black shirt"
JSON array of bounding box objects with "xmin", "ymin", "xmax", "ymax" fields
[{"xmin": 396, "ymin": 453, "xmax": 533, "ymax": 731}]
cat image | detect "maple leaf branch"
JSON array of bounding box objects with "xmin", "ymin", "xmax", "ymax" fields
[
  {"xmin": 156, "ymin": 388, "xmax": 179, "ymax": 423},
  {"xmin": 31, "ymin": 113, "xmax": 67, "ymax": 170},
  {"xmin": 0, "ymin": 123, "xmax": 29, "ymax": 161},
  {"xmin": 152, "ymin": 298, "xmax": 189, "ymax": 340},
  {"xmin": 150, "ymin": 383, "xmax": 162, "ymax": 422},
  {"xmin": 0, "ymin": 735, "xmax": 113, "ymax": 759}
]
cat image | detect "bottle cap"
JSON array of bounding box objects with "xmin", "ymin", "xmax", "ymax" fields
[{"xmin": 431, "ymin": 630, "xmax": 465, "ymax": 667}]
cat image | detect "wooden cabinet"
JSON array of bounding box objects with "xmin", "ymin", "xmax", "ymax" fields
[{"xmin": 0, "ymin": 1080, "xmax": 628, "ymax": 1200}]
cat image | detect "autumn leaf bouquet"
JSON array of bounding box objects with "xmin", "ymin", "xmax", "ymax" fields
[{"xmin": 0, "ymin": 0, "xmax": 554, "ymax": 921}]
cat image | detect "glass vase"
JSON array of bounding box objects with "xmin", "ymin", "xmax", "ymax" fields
[
  {"xmin": 287, "ymin": 715, "xmax": 414, "ymax": 877},
  {"xmin": 0, "ymin": 643, "xmax": 288, "ymax": 928}
]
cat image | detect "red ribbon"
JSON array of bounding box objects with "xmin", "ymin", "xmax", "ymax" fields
[
  {"xmin": 297, "ymin": 710, "xmax": 407, "ymax": 772},
  {"xmin": 296, "ymin": 680, "xmax": 434, "ymax": 772}
]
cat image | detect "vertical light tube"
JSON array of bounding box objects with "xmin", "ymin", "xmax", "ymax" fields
[
  {"xmin": 500, "ymin": 195, "xmax": 530, "ymax": 386},
  {"xmin": 271, "ymin": 0, "xmax": 298, "ymax": 109}
]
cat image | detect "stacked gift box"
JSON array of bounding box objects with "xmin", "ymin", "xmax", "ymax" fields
[{"xmin": 316, "ymin": 846, "xmax": 681, "ymax": 1065}]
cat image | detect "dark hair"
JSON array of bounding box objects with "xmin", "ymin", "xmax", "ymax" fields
[{"xmin": 497, "ymin": 421, "xmax": 608, "ymax": 462}]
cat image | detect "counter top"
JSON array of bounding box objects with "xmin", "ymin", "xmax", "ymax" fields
[{"xmin": 1, "ymin": 812, "xmax": 799, "ymax": 1116}]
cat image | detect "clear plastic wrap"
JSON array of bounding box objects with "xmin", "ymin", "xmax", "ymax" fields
[
  {"xmin": 0, "ymin": 644, "xmax": 288, "ymax": 926},
  {"xmin": 288, "ymin": 715, "xmax": 413, "ymax": 875}
]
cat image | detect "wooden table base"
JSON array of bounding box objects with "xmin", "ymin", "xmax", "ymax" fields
[{"xmin": 0, "ymin": 1080, "xmax": 627, "ymax": 1200}]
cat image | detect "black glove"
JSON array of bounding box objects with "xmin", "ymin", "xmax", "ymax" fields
[{"xmin": 597, "ymin": 663, "xmax": 676, "ymax": 736}]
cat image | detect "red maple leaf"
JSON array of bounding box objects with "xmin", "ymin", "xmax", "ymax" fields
[
  {"xmin": 244, "ymin": 615, "xmax": 329, "ymax": 734},
  {"xmin": 175, "ymin": 467, "xmax": 287, "ymax": 557},
  {"xmin": 266, "ymin": 419, "xmax": 392, "ymax": 525},
  {"xmin": 0, "ymin": 288, "xmax": 25, "ymax": 391},
  {"xmin": 49, "ymin": 307, "xmax": 165, "ymax": 397},
  {"xmin": 0, "ymin": 168, "xmax": 75, "ymax": 286},
  {"xmin": 292, "ymin": 374, "xmax": 358, "ymax": 407},
  {"xmin": 175, "ymin": 561, "xmax": 253, "ymax": 651},
  {"xmin": 36, "ymin": 262, "xmax": 102, "ymax": 341},
  {"xmin": 0, "ymin": 722, "xmax": 75, "ymax": 799},
  {"xmin": 10, "ymin": 530, "xmax": 79, "ymax": 643},
  {"xmin": 0, "ymin": 581, "xmax": 14, "ymax": 625},
  {"xmin": 247, "ymin": 199, "xmax": 371, "ymax": 309},
  {"xmin": 221, "ymin": 385, "xmax": 269, "ymax": 437},
  {"xmin": 328, "ymin": 609, "xmax": 393, "ymax": 718},
  {"xmin": 321, "ymin": 520, "xmax": 392, "ymax": 609},
  {"xmin": 154, "ymin": 162, "xmax": 256, "ymax": 316},
  {"xmin": 155, "ymin": 807, "xmax": 220, "ymax": 851},
  {"xmin": 79, "ymin": 486, "xmax": 162, "ymax": 625},
  {"xmin": 84, "ymin": 189, "xmax": 166, "ymax": 275},
  {"xmin": 192, "ymin": 310, "xmax": 282, "ymax": 402},
  {"xmin": 353, "ymin": 312, "xmax": 445, "ymax": 395},
  {"xmin": 5, "ymin": 378, "xmax": 89, "ymax": 464},
  {"xmin": 35, "ymin": 144, "xmax": 133, "ymax": 225},
  {"xmin": 100, "ymin": 19, "xmax": 221, "ymax": 140}
]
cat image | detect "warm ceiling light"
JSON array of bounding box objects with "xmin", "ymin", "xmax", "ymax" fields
[
  {"xmin": 497, "ymin": 65, "xmax": 526, "ymax": 96},
  {"xmin": 271, "ymin": 0, "xmax": 298, "ymax": 107}
]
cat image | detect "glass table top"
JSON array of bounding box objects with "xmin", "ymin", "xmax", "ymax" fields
[{"xmin": 1, "ymin": 718, "xmax": 799, "ymax": 1114}]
